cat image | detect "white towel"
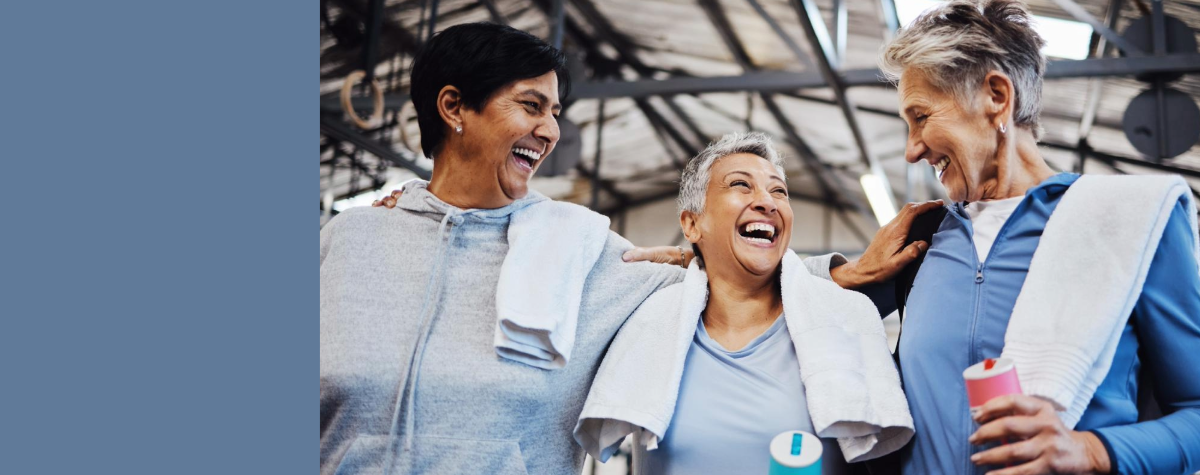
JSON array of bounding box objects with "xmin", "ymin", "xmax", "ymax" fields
[
  {"xmin": 1001, "ymin": 174, "xmax": 1198, "ymax": 428},
  {"xmin": 494, "ymin": 199, "xmax": 611, "ymax": 370},
  {"xmin": 574, "ymin": 250, "xmax": 914, "ymax": 463}
]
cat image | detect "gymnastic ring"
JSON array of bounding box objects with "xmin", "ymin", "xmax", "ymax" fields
[{"xmin": 340, "ymin": 70, "xmax": 384, "ymax": 130}]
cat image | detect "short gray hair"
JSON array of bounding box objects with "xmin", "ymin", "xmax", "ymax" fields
[
  {"xmin": 678, "ymin": 131, "xmax": 786, "ymax": 216},
  {"xmin": 879, "ymin": 0, "xmax": 1046, "ymax": 138}
]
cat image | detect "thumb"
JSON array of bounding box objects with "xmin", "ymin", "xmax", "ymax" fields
[
  {"xmin": 622, "ymin": 248, "xmax": 646, "ymax": 262},
  {"xmin": 891, "ymin": 240, "xmax": 928, "ymax": 266}
]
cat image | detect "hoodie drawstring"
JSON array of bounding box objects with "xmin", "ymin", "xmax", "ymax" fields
[{"xmin": 383, "ymin": 210, "xmax": 463, "ymax": 475}]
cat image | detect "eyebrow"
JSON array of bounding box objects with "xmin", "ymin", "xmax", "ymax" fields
[
  {"xmin": 518, "ymin": 89, "xmax": 562, "ymax": 113},
  {"xmin": 723, "ymin": 170, "xmax": 786, "ymax": 185}
]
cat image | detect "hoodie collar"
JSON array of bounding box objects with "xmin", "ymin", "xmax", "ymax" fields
[{"xmin": 396, "ymin": 179, "xmax": 549, "ymax": 220}]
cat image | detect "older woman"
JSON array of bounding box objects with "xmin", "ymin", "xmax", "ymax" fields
[
  {"xmin": 321, "ymin": 23, "xmax": 923, "ymax": 474},
  {"xmin": 575, "ymin": 132, "xmax": 913, "ymax": 474},
  {"xmin": 879, "ymin": 1, "xmax": 1200, "ymax": 474}
]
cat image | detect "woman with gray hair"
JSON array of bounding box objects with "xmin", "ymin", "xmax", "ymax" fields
[
  {"xmin": 575, "ymin": 132, "xmax": 915, "ymax": 474},
  {"xmin": 879, "ymin": 1, "xmax": 1200, "ymax": 474}
]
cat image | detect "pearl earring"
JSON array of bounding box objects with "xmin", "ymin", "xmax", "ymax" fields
[
  {"xmin": 998, "ymin": 123, "xmax": 1007, "ymax": 134},
  {"xmin": 455, "ymin": 124, "xmax": 463, "ymax": 134}
]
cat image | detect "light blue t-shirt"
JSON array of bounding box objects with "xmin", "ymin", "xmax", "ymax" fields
[{"xmin": 643, "ymin": 314, "xmax": 847, "ymax": 475}]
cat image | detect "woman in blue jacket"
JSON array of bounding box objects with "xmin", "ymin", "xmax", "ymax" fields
[{"xmin": 876, "ymin": 1, "xmax": 1200, "ymax": 474}]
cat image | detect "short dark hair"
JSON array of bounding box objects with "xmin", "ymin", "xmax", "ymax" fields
[{"xmin": 410, "ymin": 23, "xmax": 571, "ymax": 159}]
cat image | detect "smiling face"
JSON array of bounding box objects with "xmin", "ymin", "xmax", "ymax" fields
[
  {"xmin": 899, "ymin": 69, "xmax": 1000, "ymax": 203},
  {"xmin": 681, "ymin": 153, "xmax": 793, "ymax": 278},
  {"xmin": 456, "ymin": 71, "xmax": 562, "ymax": 203}
]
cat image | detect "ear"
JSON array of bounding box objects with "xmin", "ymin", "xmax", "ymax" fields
[
  {"xmin": 436, "ymin": 85, "xmax": 464, "ymax": 133},
  {"xmin": 981, "ymin": 70, "xmax": 1014, "ymax": 129},
  {"xmin": 680, "ymin": 210, "xmax": 702, "ymax": 247}
]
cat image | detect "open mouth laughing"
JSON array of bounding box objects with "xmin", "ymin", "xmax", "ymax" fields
[
  {"xmin": 737, "ymin": 221, "xmax": 777, "ymax": 247},
  {"xmin": 511, "ymin": 146, "xmax": 543, "ymax": 173}
]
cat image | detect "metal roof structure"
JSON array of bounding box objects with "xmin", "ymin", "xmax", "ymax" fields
[{"xmin": 320, "ymin": 0, "xmax": 1200, "ymax": 250}]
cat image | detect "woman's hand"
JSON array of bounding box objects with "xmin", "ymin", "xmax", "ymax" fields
[
  {"xmin": 969, "ymin": 394, "xmax": 1111, "ymax": 475},
  {"xmin": 830, "ymin": 200, "xmax": 943, "ymax": 288},
  {"xmin": 622, "ymin": 246, "xmax": 694, "ymax": 267},
  {"xmin": 371, "ymin": 189, "xmax": 404, "ymax": 208}
]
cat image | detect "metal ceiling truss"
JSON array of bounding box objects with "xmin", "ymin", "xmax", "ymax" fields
[
  {"xmin": 790, "ymin": 0, "xmax": 896, "ymax": 209},
  {"xmin": 320, "ymin": 113, "xmax": 431, "ymax": 180},
  {"xmin": 571, "ymin": 54, "xmax": 1200, "ymax": 99},
  {"xmin": 320, "ymin": 0, "xmax": 1200, "ymax": 231}
]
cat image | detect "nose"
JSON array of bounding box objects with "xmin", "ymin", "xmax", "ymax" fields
[
  {"xmin": 905, "ymin": 132, "xmax": 929, "ymax": 164},
  {"xmin": 534, "ymin": 114, "xmax": 560, "ymax": 150},
  {"xmin": 751, "ymin": 187, "xmax": 777, "ymax": 215}
]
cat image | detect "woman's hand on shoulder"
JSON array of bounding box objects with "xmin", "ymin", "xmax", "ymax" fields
[
  {"xmin": 371, "ymin": 189, "xmax": 404, "ymax": 208},
  {"xmin": 622, "ymin": 246, "xmax": 694, "ymax": 267}
]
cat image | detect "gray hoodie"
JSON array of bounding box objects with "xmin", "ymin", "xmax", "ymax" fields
[{"xmin": 319, "ymin": 182, "xmax": 843, "ymax": 474}]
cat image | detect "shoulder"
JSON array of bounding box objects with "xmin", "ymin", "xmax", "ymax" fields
[
  {"xmin": 325, "ymin": 206, "xmax": 395, "ymax": 227},
  {"xmin": 522, "ymin": 199, "xmax": 611, "ymax": 228},
  {"xmin": 1065, "ymin": 174, "xmax": 1188, "ymax": 201},
  {"xmin": 646, "ymin": 281, "xmax": 686, "ymax": 305},
  {"xmin": 588, "ymin": 232, "xmax": 687, "ymax": 285},
  {"xmin": 799, "ymin": 266, "xmax": 878, "ymax": 312},
  {"xmin": 321, "ymin": 206, "xmax": 420, "ymax": 242}
]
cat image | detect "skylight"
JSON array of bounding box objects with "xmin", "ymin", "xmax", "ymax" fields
[{"xmin": 894, "ymin": 0, "xmax": 1094, "ymax": 60}]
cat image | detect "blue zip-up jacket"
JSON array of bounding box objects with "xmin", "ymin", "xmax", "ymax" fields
[{"xmin": 899, "ymin": 173, "xmax": 1200, "ymax": 475}]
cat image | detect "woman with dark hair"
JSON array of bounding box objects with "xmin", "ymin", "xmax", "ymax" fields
[{"xmin": 322, "ymin": 22, "xmax": 925, "ymax": 474}]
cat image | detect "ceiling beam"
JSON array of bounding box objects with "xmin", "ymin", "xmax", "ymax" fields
[
  {"xmin": 790, "ymin": 0, "xmax": 896, "ymax": 209},
  {"xmin": 695, "ymin": 0, "xmax": 846, "ymax": 205},
  {"xmin": 570, "ymin": 54, "xmax": 1200, "ymax": 99},
  {"xmin": 1048, "ymin": 0, "xmax": 1144, "ymax": 56},
  {"xmin": 320, "ymin": 114, "xmax": 431, "ymax": 179}
]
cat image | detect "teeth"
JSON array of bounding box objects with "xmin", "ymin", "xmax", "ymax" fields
[
  {"xmin": 744, "ymin": 236, "xmax": 772, "ymax": 245},
  {"xmin": 932, "ymin": 157, "xmax": 949, "ymax": 177},
  {"xmin": 513, "ymin": 147, "xmax": 542, "ymax": 161},
  {"xmin": 742, "ymin": 222, "xmax": 776, "ymax": 238}
]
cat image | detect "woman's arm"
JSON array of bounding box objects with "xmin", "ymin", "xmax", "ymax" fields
[
  {"xmin": 1090, "ymin": 201, "xmax": 1200, "ymax": 475},
  {"xmin": 626, "ymin": 200, "xmax": 943, "ymax": 288}
]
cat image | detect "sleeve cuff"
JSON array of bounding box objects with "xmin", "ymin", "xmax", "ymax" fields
[{"xmin": 1089, "ymin": 430, "xmax": 1119, "ymax": 475}]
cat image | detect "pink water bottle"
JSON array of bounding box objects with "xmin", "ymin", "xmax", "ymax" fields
[
  {"xmin": 964, "ymin": 357, "xmax": 1023, "ymax": 467},
  {"xmin": 963, "ymin": 357, "xmax": 1023, "ymax": 416}
]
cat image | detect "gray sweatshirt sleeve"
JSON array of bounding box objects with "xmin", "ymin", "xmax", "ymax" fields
[
  {"xmin": 320, "ymin": 220, "xmax": 334, "ymax": 266},
  {"xmin": 571, "ymin": 232, "xmax": 687, "ymax": 356},
  {"xmin": 802, "ymin": 253, "xmax": 849, "ymax": 282}
]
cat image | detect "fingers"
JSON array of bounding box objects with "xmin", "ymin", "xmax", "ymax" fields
[
  {"xmin": 382, "ymin": 196, "xmax": 397, "ymax": 208},
  {"xmin": 622, "ymin": 248, "xmax": 666, "ymax": 263},
  {"xmin": 681, "ymin": 249, "xmax": 695, "ymax": 266},
  {"xmin": 974, "ymin": 395, "xmax": 1051, "ymax": 424},
  {"xmin": 892, "ymin": 240, "xmax": 929, "ymax": 263},
  {"xmin": 622, "ymin": 248, "xmax": 645, "ymax": 262},
  {"xmin": 623, "ymin": 246, "xmax": 686, "ymax": 264},
  {"xmin": 972, "ymin": 437, "xmax": 1043, "ymax": 467},
  {"xmin": 391, "ymin": 189, "xmax": 403, "ymax": 199},
  {"xmin": 891, "ymin": 200, "xmax": 945, "ymax": 233},
  {"xmin": 982, "ymin": 457, "xmax": 1049, "ymax": 475},
  {"xmin": 970, "ymin": 416, "xmax": 1046, "ymax": 446},
  {"xmin": 372, "ymin": 200, "xmax": 382, "ymax": 207}
]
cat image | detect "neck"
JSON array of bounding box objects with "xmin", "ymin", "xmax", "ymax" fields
[
  {"xmin": 426, "ymin": 147, "xmax": 512, "ymax": 210},
  {"xmin": 978, "ymin": 129, "xmax": 1056, "ymax": 201},
  {"xmin": 703, "ymin": 264, "xmax": 782, "ymax": 334}
]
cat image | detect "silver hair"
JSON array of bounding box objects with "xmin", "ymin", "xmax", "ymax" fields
[
  {"xmin": 677, "ymin": 131, "xmax": 786, "ymax": 217},
  {"xmin": 879, "ymin": 0, "xmax": 1047, "ymax": 138}
]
